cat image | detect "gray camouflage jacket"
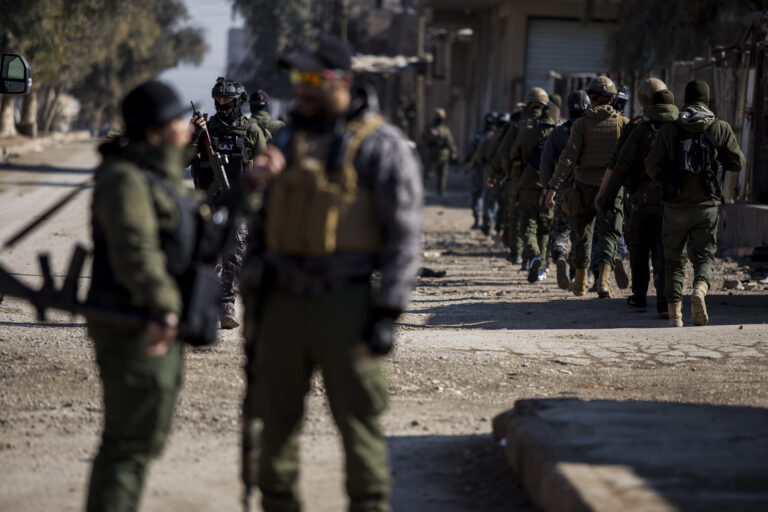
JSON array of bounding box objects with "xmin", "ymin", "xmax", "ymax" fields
[{"xmin": 246, "ymin": 108, "xmax": 423, "ymax": 311}]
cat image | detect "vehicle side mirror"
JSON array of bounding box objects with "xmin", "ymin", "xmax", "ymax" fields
[{"xmin": 0, "ymin": 54, "xmax": 32, "ymax": 95}]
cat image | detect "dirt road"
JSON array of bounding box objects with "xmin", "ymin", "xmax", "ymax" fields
[{"xmin": 1, "ymin": 141, "xmax": 766, "ymax": 511}]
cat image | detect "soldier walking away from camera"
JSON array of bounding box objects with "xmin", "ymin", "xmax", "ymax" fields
[
  {"xmin": 490, "ymin": 87, "xmax": 549, "ymax": 266},
  {"xmin": 240, "ymin": 35, "xmax": 422, "ymax": 512},
  {"xmin": 600, "ymin": 81, "xmax": 677, "ymax": 318},
  {"xmin": 421, "ymin": 107, "xmax": 457, "ymax": 195},
  {"xmin": 85, "ymin": 81, "xmax": 197, "ymax": 512},
  {"xmin": 478, "ymin": 111, "xmax": 511, "ymax": 236},
  {"xmin": 250, "ymin": 88, "xmax": 286, "ymax": 141},
  {"xmin": 645, "ymin": 80, "xmax": 744, "ymax": 327},
  {"xmin": 541, "ymin": 90, "xmax": 589, "ymax": 290},
  {"xmin": 545, "ymin": 77, "xmax": 628, "ymax": 297},
  {"xmin": 190, "ymin": 77, "xmax": 267, "ymax": 329},
  {"xmin": 509, "ymin": 102, "xmax": 560, "ymax": 283},
  {"xmin": 467, "ymin": 112, "xmax": 499, "ymax": 229}
]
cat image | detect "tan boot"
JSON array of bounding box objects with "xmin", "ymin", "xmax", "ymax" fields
[
  {"xmin": 572, "ymin": 268, "xmax": 588, "ymax": 296},
  {"xmin": 668, "ymin": 301, "xmax": 683, "ymax": 327},
  {"xmin": 220, "ymin": 302, "xmax": 240, "ymax": 330},
  {"xmin": 691, "ymin": 281, "xmax": 710, "ymax": 326},
  {"xmin": 597, "ymin": 264, "xmax": 613, "ymax": 298}
]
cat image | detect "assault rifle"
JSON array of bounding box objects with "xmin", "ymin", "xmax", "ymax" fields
[{"xmin": 191, "ymin": 101, "xmax": 231, "ymax": 203}]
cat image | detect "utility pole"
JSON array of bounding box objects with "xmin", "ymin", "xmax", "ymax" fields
[
  {"xmin": 334, "ymin": 0, "xmax": 349, "ymax": 42},
  {"xmin": 416, "ymin": 0, "xmax": 426, "ymax": 137}
]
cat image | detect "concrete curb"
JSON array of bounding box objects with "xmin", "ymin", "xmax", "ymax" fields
[
  {"xmin": 493, "ymin": 398, "xmax": 768, "ymax": 512},
  {"xmin": 0, "ymin": 131, "xmax": 92, "ymax": 158}
]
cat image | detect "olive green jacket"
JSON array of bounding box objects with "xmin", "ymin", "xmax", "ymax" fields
[
  {"xmin": 608, "ymin": 115, "xmax": 645, "ymax": 171},
  {"xmin": 510, "ymin": 106, "xmax": 558, "ymax": 191},
  {"xmin": 603, "ymin": 103, "xmax": 679, "ymax": 203},
  {"xmin": 88, "ymin": 141, "xmax": 190, "ymax": 318},
  {"xmin": 645, "ymin": 102, "xmax": 745, "ymax": 207},
  {"xmin": 489, "ymin": 105, "xmax": 543, "ymax": 178},
  {"xmin": 251, "ymin": 110, "xmax": 286, "ymax": 140}
]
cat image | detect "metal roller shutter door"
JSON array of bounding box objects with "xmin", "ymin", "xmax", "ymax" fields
[{"xmin": 524, "ymin": 19, "xmax": 610, "ymax": 93}]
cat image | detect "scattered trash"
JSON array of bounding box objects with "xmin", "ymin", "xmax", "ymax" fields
[
  {"xmin": 558, "ymin": 369, "xmax": 573, "ymax": 375},
  {"xmin": 422, "ymin": 251, "xmax": 442, "ymax": 259},
  {"xmin": 723, "ymin": 278, "xmax": 744, "ymax": 290},
  {"xmin": 420, "ymin": 267, "xmax": 447, "ymax": 278}
]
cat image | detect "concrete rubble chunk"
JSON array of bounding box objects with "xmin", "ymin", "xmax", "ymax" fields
[{"xmin": 493, "ymin": 398, "xmax": 768, "ymax": 512}]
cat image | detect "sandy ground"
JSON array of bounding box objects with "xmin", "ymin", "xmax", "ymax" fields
[{"xmin": 1, "ymin": 141, "xmax": 766, "ymax": 511}]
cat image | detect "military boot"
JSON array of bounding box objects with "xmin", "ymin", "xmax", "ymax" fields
[
  {"xmin": 555, "ymin": 258, "xmax": 570, "ymax": 291},
  {"xmin": 572, "ymin": 269, "xmax": 588, "ymax": 296},
  {"xmin": 527, "ymin": 257, "xmax": 542, "ymax": 284},
  {"xmin": 613, "ymin": 257, "xmax": 630, "ymax": 289},
  {"xmin": 220, "ymin": 302, "xmax": 240, "ymax": 330},
  {"xmin": 597, "ymin": 264, "xmax": 613, "ymax": 298},
  {"xmin": 668, "ymin": 302, "xmax": 683, "ymax": 327},
  {"xmin": 691, "ymin": 281, "xmax": 709, "ymax": 326}
]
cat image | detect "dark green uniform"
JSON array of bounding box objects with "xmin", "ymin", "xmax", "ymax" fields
[
  {"xmin": 604, "ymin": 101, "xmax": 679, "ymax": 312},
  {"xmin": 550, "ymin": 104, "xmax": 629, "ymax": 272},
  {"xmin": 421, "ymin": 122, "xmax": 455, "ymax": 195},
  {"xmin": 86, "ymin": 140, "xmax": 189, "ymax": 512},
  {"xmin": 491, "ymin": 105, "xmax": 544, "ymax": 261},
  {"xmin": 242, "ymin": 104, "xmax": 423, "ymax": 512},
  {"xmin": 645, "ymin": 103, "xmax": 744, "ymax": 303},
  {"xmin": 509, "ymin": 105, "xmax": 558, "ymax": 266}
]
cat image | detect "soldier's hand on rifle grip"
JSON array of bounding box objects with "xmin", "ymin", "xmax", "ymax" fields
[
  {"xmin": 146, "ymin": 312, "xmax": 179, "ymax": 358},
  {"xmin": 246, "ymin": 146, "xmax": 286, "ymax": 192}
]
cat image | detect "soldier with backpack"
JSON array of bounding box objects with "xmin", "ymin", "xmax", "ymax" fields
[{"xmin": 645, "ymin": 80, "xmax": 745, "ymax": 327}]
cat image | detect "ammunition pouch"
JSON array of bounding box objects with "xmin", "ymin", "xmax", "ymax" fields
[{"xmin": 265, "ymin": 114, "xmax": 385, "ymax": 257}]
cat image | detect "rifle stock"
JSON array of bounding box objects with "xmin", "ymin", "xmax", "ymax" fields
[{"xmin": 192, "ymin": 101, "xmax": 230, "ymax": 200}]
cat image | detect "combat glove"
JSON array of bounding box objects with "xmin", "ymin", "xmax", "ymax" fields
[{"xmin": 363, "ymin": 307, "xmax": 402, "ymax": 356}]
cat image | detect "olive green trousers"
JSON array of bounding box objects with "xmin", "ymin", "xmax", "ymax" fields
[
  {"xmin": 663, "ymin": 205, "xmax": 719, "ymax": 302},
  {"xmin": 519, "ymin": 187, "xmax": 554, "ymax": 263},
  {"xmin": 248, "ymin": 285, "xmax": 391, "ymax": 512},
  {"xmin": 86, "ymin": 326, "xmax": 183, "ymax": 512}
]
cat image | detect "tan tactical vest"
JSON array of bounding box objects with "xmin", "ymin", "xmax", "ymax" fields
[
  {"xmin": 579, "ymin": 113, "xmax": 623, "ymax": 170},
  {"xmin": 265, "ymin": 114, "xmax": 386, "ymax": 257}
]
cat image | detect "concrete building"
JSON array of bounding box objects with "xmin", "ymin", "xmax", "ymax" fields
[{"xmin": 424, "ymin": 0, "xmax": 619, "ymax": 155}]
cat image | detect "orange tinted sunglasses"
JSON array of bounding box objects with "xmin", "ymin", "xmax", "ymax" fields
[{"xmin": 289, "ymin": 69, "xmax": 345, "ymax": 87}]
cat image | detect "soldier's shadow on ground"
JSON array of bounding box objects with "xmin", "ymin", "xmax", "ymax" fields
[
  {"xmin": 388, "ymin": 433, "xmax": 536, "ymax": 512},
  {"xmin": 404, "ymin": 293, "xmax": 768, "ymax": 330}
]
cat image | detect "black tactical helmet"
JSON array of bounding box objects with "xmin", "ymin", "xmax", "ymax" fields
[
  {"xmin": 212, "ymin": 77, "xmax": 247, "ymax": 121},
  {"xmin": 250, "ymin": 89, "xmax": 269, "ymax": 112},
  {"xmin": 497, "ymin": 112, "xmax": 511, "ymax": 124},
  {"xmin": 567, "ymin": 89, "xmax": 591, "ymax": 119},
  {"xmin": 612, "ymin": 85, "xmax": 631, "ymax": 114},
  {"xmin": 484, "ymin": 111, "xmax": 497, "ymax": 125}
]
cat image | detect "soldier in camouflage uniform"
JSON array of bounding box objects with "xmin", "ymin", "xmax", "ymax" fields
[
  {"xmin": 190, "ymin": 77, "xmax": 267, "ymax": 329},
  {"xmin": 250, "ymin": 88, "xmax": 286, "ymax": 141},
  {"xmin": 421, "ymin": 108, "xmax": 457, "ymax": 195},
  {"xmin": 545, "ymin": 76, "xmax": 629, "ymax": 297},
  {"xmin": 240, "ymin": 35, "xmax": 422, "ymax": 512},
  {"xmin": 598, "ymin": 79, "xmax": 675, "ymax": 318},
  {"xmin": 489, "ymin": 88, "xmax": 548, "ymax": 266},
  {"xmin": 645, "ymin": 80, "xmax": 744, "ymax": 327},
  {"xmin": 477, "ymin": 112, "xmax": 511, "ymax": 236},
  {"xmin": 541, "ymin": 90, "xmax": 590, "ymax": 290}
]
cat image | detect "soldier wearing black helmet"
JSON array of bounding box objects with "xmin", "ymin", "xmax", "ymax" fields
[
  {"xmin": 545, "ymin": 76, "xmax": 629, "ymax": 297},
  {"xmin": 540, "ymin": 89, "xmax": 590, "ymax": 290},
  {"xmin": 190, "ymin": 77, "xmax": 267, "ymax": 329},
  {"xmin": 249, "ymin": 88, "xmax": 286, "ymax": 140}
]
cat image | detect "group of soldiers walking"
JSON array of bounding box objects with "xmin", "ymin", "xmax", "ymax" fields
[
  {"xmin": 70, "ymin": 25, "xmax": 747, "ymax": 512},
  {"xmin": 463, "ymin": 76, "xmax": 744, "ymax": 327}
]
